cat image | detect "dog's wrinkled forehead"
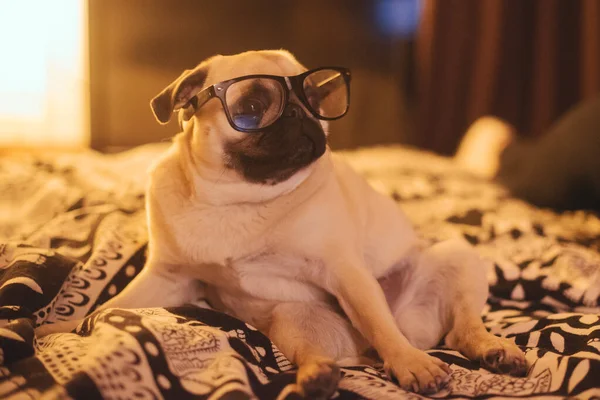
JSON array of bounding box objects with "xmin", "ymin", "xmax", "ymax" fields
[{"xmin": 206, "ymin": 50, "xmax": 306, "ymax": 86}]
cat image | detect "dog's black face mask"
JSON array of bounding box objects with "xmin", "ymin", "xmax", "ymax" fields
[{"xmin": 224, "ymin": 102, "xmax": 327, "ymax": 185}]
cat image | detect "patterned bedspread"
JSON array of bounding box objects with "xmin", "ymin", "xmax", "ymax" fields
[{"xmin": 0, "ymin": 144, "xmax": 599, "ymax": 399}]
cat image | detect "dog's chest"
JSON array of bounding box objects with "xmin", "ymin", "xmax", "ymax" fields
[
  {"xmin": 174, "ymin": 249, "xmax": 329, "ymax": 304},
  {"xmin": 165, "ymin": 202, "xmax": 328, "ymax": 301},
  {"xmin": 167, "ymin": 202, "xmax": 270, "ymax": 265},
  {"xmin": 216, "ymin": 252, "xmax": 328, "ymax": 302}
]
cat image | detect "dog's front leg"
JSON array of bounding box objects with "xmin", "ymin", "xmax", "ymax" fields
[
  {"xmin": 325, "ymin": 255, "xmax": 450, "ymax": 394},
  {"xmin": 267, "ymin": 302, "xmax": 365, "ymax": 400},
  {"xmin": 36, "ymin": 261, "xmax": 200, "ymax": 337}
]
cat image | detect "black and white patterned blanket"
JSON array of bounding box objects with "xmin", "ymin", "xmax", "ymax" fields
[{"xmin": 1, "ymin": 144, "xmax": 599, "ymax": 399}]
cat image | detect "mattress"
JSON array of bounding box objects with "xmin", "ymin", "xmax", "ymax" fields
[{"xmin": 0, "ymin": 144, "xmax": 599, "ymax": 399}]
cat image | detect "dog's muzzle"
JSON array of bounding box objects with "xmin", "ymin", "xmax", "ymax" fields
[{"xmin": 280, "ymin": 103, "xmax": 327, "ymax": 158}]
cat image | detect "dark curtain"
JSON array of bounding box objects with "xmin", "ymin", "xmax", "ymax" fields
[{"xmin": 413, "ymin": 0, "xmax": 600, "ymax": 156}]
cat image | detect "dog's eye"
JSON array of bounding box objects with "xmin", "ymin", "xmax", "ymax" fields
[
  {"xmin": 241, "ymin": 98, "xmax": 266, "ymax": 114},
  {"xmin": 304, "ymin": 87, "xmax": 322, "ymax": 110},
  {"xmin": 232, "ymin": 97, "xmax": 267, "ymax": 129}
]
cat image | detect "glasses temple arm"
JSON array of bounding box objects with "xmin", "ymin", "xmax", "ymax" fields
[
  {"xmin": 179, "ymin": 85, "xmax": 215, "ymax": 114},
  {"xmin": 195, "ymin": 86, "xmax": 215, "ymax": 108}
]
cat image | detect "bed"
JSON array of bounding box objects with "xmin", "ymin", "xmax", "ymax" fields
[{"xmin": 1, "ymin": 144, "xmax": 599, "ymax": 399}]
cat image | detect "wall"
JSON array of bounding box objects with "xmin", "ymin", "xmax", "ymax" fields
[{"xmin": 88, "ymin": 0, "xmax": 419, "ymax": 152}]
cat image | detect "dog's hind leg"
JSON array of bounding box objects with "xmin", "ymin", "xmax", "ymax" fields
[
  {"xmin": 36, "ymin": 261, "xmax": 200, "ymax": 337},
  {"xmin": 35, "ymin": 319, "xmax": 82, "ymax": 337},
  {"xmin": 267, "ymin": 302, "xmax": 366, "ymax": 400},
  {"xmin": 392, "ymin": 239, "xmax": 528, "ymax": 376},
  {"xmin": 437, "ymin": 241, "xmax": 528, "ymax": 376},
  {"xmin": 93, "ymin": 261, "xmax": 201, "ymax": 311}
]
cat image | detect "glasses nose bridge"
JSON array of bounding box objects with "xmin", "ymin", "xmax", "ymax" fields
[
  {"xmin": 285, "ymin": 75, "xmax": 306, "ymax": 100},
  {"xmin": 279, "ymin": 73, "xmax": 308, "ymax": 119}
]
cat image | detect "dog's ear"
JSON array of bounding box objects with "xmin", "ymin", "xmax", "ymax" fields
[{"xmin": 150, "ymin": 63, "xmax": 210, "ymax": 125}]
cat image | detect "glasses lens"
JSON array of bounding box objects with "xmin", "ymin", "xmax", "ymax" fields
[
  {"xmin": 303, "ymin": 69, "xmax": 348, "ymax": 119},
  {"xmin": 225, "ymin": 78, "xmax": 285, "ymax": 130}
]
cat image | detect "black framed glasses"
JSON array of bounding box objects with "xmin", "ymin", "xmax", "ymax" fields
[{"xmin": 187, "ymin": 67, "xmax": 351, "ymax": 132}]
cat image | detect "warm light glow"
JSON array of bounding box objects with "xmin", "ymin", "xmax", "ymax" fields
[{"xmin": 0, "ymin": 0, "xmax": 89, "ymax": 148}]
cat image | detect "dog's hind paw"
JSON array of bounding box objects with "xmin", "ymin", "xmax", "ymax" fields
[
  {"xmin": 480, "ymin": 337, "xmax": 528, "ymax": 377},
  {"xmin": 297, "ymin": 359, "xmax": 341, "ymax": 400}
]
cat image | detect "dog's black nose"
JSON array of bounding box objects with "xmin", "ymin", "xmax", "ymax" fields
[{"xmin": 282, "ymin": 103, "xmax": 306, "ymax": 119}]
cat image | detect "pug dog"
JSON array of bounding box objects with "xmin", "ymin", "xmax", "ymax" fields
[{"xmin": 37, "ymin": 50, "xmax": 527, "ymax": 398}]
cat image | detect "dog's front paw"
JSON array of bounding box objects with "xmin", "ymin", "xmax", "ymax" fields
[
  {"xmin": 297, "ymin": 359, "xmax": 341, "ymax": 400},
  {"xmin": 385, "ymin": 349, "xmax": 451, "ymax": 394},
  {"xmin": 480, "ymin": 336, "xmax": 527, "ymax": 376}
]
